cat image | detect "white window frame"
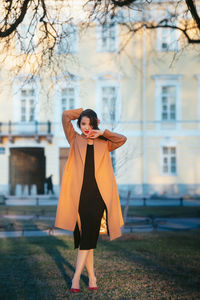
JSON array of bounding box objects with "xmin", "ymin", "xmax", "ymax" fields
[
  {"xmin": 152, "ymin": 75, "xmax": 182, "ymax": 131},
  {"xmin": 20, "ymin": 88, "xmax": 36, "ymax": 122},
  {"xmin": 101, "ymin": 86, "xmax": 118, "ymax": 123},
  {"xmin": 12, "ymin": 75, "xmax": 40, "ymax": 126},
  {"xmin": 60, "ymin": 87, "xmax": 76, "ymax": 113},
  {"xmin": 160, "ymin": 85, "xmax": 176, "ymax": 121},
  {"xmin": 53, "ymin": 73, "xmax": 80, "ymax": 138},
  {"xmin": 16, "ymin": 22, "xmax": 37, "ymax": 54},
  {"xmin": 96, "ymin": 21, "xmax": 119, "ymax": 53},
  {"xmin": 56, "ymin": 23, "xmax": 78, "ymax": 54},
  {"xmin": 160, "ymin": 139, "xmax": 177, "ymax": 176},
  {"xmin": 93, "ymin": 72, "xmax": 122, "ymax": 125},
  {"xmin": 156, "ymin": 25, "xmax": 180, "ymax": 52}
]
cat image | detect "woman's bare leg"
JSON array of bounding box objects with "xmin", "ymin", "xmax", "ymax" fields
[
  {"xmin": 85, "ymin": 249, "xmax": 97, "ymax": 287},
  {"xmin": 71, "ymin": 248, "xmax": 90, "ymax": 289}
]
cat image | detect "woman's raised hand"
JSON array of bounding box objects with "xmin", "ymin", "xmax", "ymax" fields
[{"xmin": 86, "ymin": 129, "xmax": 103, "ymax": 139}]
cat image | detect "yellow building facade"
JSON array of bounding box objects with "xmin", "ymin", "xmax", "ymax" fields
[{"xmin": 0, "ymin": 2, "xmax": 200, "ymax": 197}]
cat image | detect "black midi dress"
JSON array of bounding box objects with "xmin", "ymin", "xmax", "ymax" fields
[{"xmin": 73, "ymin": 143, "xmax": 109, "ymax": 250}]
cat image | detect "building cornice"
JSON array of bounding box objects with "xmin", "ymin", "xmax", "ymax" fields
[
  {"xmin": 152, "ymin": 74, "xmax": 183, "ymax": 80},
  {"xmin": 92, "ymin": 72, "xmax": 123, "ymax": 82},
  {"xmin": 52, "ymin": 72, "xmax": 82, "ymax": 83}
]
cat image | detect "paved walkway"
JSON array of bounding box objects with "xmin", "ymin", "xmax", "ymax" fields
[
  {"xmin": 155, "ymin": 217, "xmax": 200, "ymax": 230},
  {"xmin": 125, "ymin": 216, "xmax": 200, "ymax": 230},
  {"xmin": 0, "ymin": 216, "xmax": 199, "ymax": 238},
  {"xmin": 0, "ymin": 229, "xmax": 72, "ymax": 238},
  {"xmin": 5, "ymin": 199, "xmax": 58, "ymax": 206},
  {"xmin": 4, "ymin": 198, "xmax": 200, "ymax": 206},
  {"xmin": 3, "ymin": 215, "xmax": 55, "ymax": 220}
]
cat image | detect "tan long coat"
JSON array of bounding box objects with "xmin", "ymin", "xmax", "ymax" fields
[{"xmin": 54, "ymin": 108, "xmax": 127, "ymax": 241}]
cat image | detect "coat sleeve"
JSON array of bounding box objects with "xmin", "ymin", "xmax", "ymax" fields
[
  {"xmin": 102, "ymin": 129, "xmax": 127, "ymax": 152},
  {"xmin": 62, "ymin": 108, "xmax": 83, "ymax": 144}
]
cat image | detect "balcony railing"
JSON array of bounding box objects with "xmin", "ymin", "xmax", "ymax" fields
[{"xmin": 0, "ymin": 121, "xmax": 53, "ymax": 143}]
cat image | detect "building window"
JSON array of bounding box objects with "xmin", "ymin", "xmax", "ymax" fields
[
  {"xmin": 157, "ymin": 27, "xmax": 179, "ymax": 52},
  {"xmin": 110, "ymin": 150, "xmax": 116, "ymax": 174},
  {"xmin": 12, "ymin": 76, "xmax": 39, "ymax": 126},
  {"xmin": 17, "ymin": 23, "xmax": 36, "ymax": 53},
  {"xmin": 162, "ymin": 146, "xmax": 177, "ymax": 175},
  {"xmin": 152, "ymin": 75, "xmax": 182, "ymax": 129},
  {"xmin": 161, "ymin": 86, "xmax": 176, "ymax": 121},
  {"xmin": 57, "ymin": 23, "xmax": 78, "ymax": 54},
  {"xmin": 94, "ymin": 73, "xmax": 121, "ymax": 124},
  {"xmin": 61, "ymin": 87, "xmax": 75, "ymax": 112},
  {"xmin": 101, "ymin": 86, "xmax": 117, "ymax": 122},
  {"xmin": 20, "ymin": 88, "xmax": 36, "ymax": 122},
  {"xmin": 98, "ymin": 22, "xmax": 117, "ymax": 52}
]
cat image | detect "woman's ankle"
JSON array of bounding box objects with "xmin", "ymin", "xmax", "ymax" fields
[
  {"xmin": 73, "ymin": 273, "xmax": 81, "ymax": 280},
  {"xmin": 89, "ymin": 274, "xmax": 96, "ymax": 280}
]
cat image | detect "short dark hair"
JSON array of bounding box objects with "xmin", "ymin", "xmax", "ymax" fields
[{"xmin": 77, "ymin": 109, "xmax": 108, "ymax": 141}]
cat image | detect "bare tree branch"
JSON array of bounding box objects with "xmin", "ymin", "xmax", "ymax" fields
[
  {"xmin": 185, "ymin": 0, "xmax": 200, "ymax": 28},
  {"xmin": 0, "ymin": 0, "xmax": 199, "ymax": 89},
  {"xmin": 0, "ymin": 0, "xmax": 31, "ymax": 37},
  {"xmin": 111, "ymin": 0, "xmax": 138, "ymax": 7}
]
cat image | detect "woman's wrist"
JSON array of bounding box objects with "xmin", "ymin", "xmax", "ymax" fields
[{"xmin": 99, "ymin": 130, "xmax": 104, "ymax": 135}]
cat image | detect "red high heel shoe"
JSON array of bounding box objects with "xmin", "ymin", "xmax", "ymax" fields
[
  {"xmin": 88, "ymin": 286, "xmax": 98, "ymax": 290},
  {"xmin": 88, "ymin": 276, "xmax": 98, "ymax": 290},
  {"xmin": 70, "ymin": 288, "xmax": 80, "ymax": 293},
  {"xmin": 70, "ymin": 278, "xmax": 80, "ymax": 293}
]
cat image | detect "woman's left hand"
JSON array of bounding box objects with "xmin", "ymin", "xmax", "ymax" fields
[{"xmin": 86, "ymin": 129, "xmax": 103, "ymax": 139}]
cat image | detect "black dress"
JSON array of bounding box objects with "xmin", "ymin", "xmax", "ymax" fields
[{"xmin": 73, "ymin": 143, "xmax": 109, "ymax": 250}]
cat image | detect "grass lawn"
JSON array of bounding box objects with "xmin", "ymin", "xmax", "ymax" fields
[{"xmin": 0, "ymin": 229, "xmax": 200, "ymax": 299}]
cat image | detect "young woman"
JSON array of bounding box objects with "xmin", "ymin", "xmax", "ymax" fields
[{"xmin": 54, "ymin": 107, "xmax": 127, "ymax": 293}]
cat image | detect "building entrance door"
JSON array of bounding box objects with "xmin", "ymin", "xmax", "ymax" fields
[{"xmin": 9, "ymin": 147, "xmax": 45, "ymax": 195}]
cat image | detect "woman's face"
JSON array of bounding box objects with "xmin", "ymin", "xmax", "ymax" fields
[{"xmin": 80, "ymin": 116, "xmax": 93, "ymax": 136}]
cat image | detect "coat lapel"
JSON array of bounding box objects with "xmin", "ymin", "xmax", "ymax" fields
[
  {"xmin": 76, "ymin": 134, "xmax": 87, "ymax": 166},
  {"xmin": 94, "ymin": 137, "xmax": 107, "ymax": 172},
  {"xmin": 77, "ymin": 133, "xmax": 107, "ymax": 172}
]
